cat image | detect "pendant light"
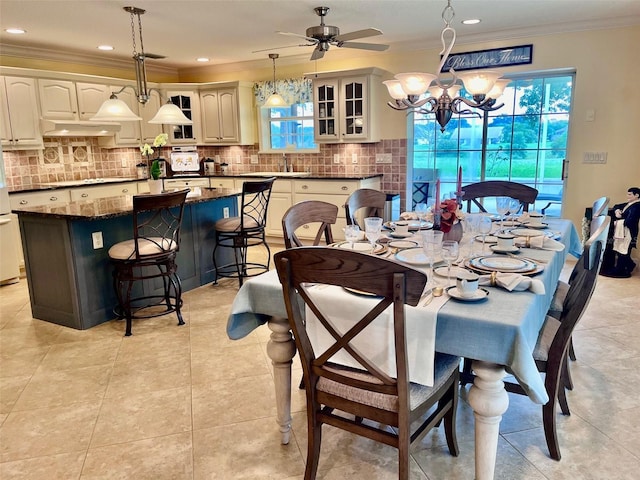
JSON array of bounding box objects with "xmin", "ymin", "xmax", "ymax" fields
[
  {"xmin": 90, "ymin": 6, "xmax": 192, "ymax": 125},
  {"xmin": 263, "ymin": 54, "xmax": 289, "ymax": 108}
]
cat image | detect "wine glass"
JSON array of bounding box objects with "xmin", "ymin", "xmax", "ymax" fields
[
  {"xmin": 421, "ymin": 230, "xmax": 444, "ymax": 287},
  {"xmin": 495, "ymin": 196, "xmax": 510, "ymax": 232},
  {"xmin": 344, "ymin": 224, "xmax": 360, "ymax": 250},
  {"xmin": 364, "ymin": 217, "xmax": 383, "ymax": 253},
  {"xmin": 478, "ymin": 215, "xmax": 493, "ymax": 254},
  {"xmin": 441, "ymin": 240, "xmax": 459, "ymax": 285},
  {"xmin": 508, "ymin": 197, "xmax": 521, "ymax": 224},
  {"xmin": 463, "ymin": 213, "xmax": 480, "ymax": 259},
  {"xmin": 415, "ymin": 203, "xmax": 428, "ymax": 225}
]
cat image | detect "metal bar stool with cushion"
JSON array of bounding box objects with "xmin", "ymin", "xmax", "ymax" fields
[
  {"xmin": 282, "ymin": 200, "xmax": 338, "ymax": 248},
  {"xmin": 212, "ymin": 177, "xmax": 275, "ymax": 287},
  {"xmin": 108, "ymin": 189, "xmax": 189, "ymax": 336},
  {"xmin": 461, "ymin": 181, "xmax": 539, "ymax": 213},
  {"xmin": 275, "ymin": 247, "xmax": 460, "ymax": 480},
  {"xmin": 344, "ymin": 188, "xmax": 387, "ymax": 229}
]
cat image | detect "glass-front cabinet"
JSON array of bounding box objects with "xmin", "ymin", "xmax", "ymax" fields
[
  {"xmin": 164, "ymin": 89, "xmax": 201, "ymax": 144},
  {"xmin": 310, "ymin": 68, "xmax": 382, "ymax": 143}
]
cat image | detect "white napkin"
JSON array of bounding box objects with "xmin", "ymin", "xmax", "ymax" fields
[
  {"xmin": 399, "ymin": 211, "xmax": 419, "ymax": 220},
  {"xmin": 478, "ymin": 272, "xmax": 545, "ymax": 294},
  {"xmin": 515, "ymin": 236, "xmax": 565, "ymax": 251}
]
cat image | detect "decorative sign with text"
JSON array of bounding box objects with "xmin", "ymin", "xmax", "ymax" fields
[{"xmin": 440, "ymin": 44, "xmax": 533, "ymax": 72}]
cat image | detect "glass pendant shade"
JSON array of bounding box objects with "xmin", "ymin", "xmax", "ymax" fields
[
  {"xmin": 427, "ymin": 84, "xmax": 462, "ymax": 99},
  {"xmin": 383, "ymin": 80, "xmax": 408, "ymax": 100},
  {"xmin": 90, "ymin": 97, "xmax": 141, "ymax": 122},
  {"xmin": 148, "ymin": 102, "xmax": 193, "ymax": 125},
  {"xmin": 263, "ymin": 92, "xmax": 288, "ymax": 108},
  {"xmin": 394, "ymin": 73, "xmax": 438, "ymax": 96},
  {"xmin": 486, "ymin": 79, "xmax": 510, "ymax": 99},
  {"xmin": 457, "ymin": 70, "xmax": 502, "ymax": 95}
]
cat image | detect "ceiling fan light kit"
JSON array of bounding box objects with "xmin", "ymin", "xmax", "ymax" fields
[
  {"xmin": 90, "ymin": 6, "xmax": 192, "ymax": 125},
  {"xmin": 384, "ymin": 0, "xmax": 506, "ymax": 132}
]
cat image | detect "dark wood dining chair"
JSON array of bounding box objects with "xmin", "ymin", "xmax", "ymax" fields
[
  {"xmin": 108, "ymin": 189, "xmax": 189, "ymax": 336},
  {"xmin": 282, "ymin": 200, "xmax": 338, "ymax": 248},
  {"xmin": 344, "ymin": 188, "xmax": 386, "ymax": 229},
  {"xmin": 461, "ymin": 181, "xmax": 539, "ymax": 213},
  {"xmin": 274, "ymin": 247, "xmax": 460, "ymax": 480},
  {"xmin": 212, "ymin": 177, "xmax": 276, "ymax": 287}
]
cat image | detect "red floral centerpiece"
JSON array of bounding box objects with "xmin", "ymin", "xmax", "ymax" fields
[{"xmin": 439, "ymin": 198, "xmax": 463, "ymax": 233}]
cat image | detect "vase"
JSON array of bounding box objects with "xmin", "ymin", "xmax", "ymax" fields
[
  {"xmin": 443, "ymin": 221, "xmax": 463, "ymax": 242},
  {"xmin": 148, "ymin": 179, "xmax": 163, "ymax": 195}
]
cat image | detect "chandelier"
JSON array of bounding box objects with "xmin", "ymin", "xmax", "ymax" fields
[
  {"xmin": 383, "ymin": 0, "xmax": 508, "ymax": 132},
  {"xmin": 91, "ymin": 6, "xmax": 192, "ymax": 125},
  {"xmin": 263, "ymin": 53, "xmax": 289, "ymax": 108}
]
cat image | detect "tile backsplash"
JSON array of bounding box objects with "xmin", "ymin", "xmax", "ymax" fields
[{"xmin": 3, "ymin": 138, "xmax": 408, "ymax": 205}]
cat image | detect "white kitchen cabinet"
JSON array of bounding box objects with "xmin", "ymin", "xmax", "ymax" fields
[
  {"xmin": 76, "ymin": 82, "xmax": 110, "ymax": 120},
  {"xmin": 209, "ymin": 177, "xmax": 236, "ymax": 189},
  {"xmin": 163, "ymin": 89, "xmax": 201, "ymax": 144},
  {"xmin": 98, "ymin": 85, "xmax": 143, "ymax": 147},
  {"xmin": 69, "ymin": 183, "xmax": 137, "ymax": 201},
  {"xmin": 310, "ymin": 68, "xmax": 383, "ymax": 143},
  {"xmin": 10, "ymin": 189, "xmax": 71, "ymax": 210},
  {"xmin": 139, "ymin": 90, "xmax": 164, "ymax": 143},
  {"xmin": 0, "ymin": 76, "xmax": 43, "ymax": 149},
  {"xmin": 199, "ymin": 82, "xmax": 255, "ymax": 145},
  {"xmin": 38, "ymin": 78, "xmax": 78, "ymax": 120},
  {"xmin": 234, "ymin": 177, "xmax": 293, "ymax": 237}
]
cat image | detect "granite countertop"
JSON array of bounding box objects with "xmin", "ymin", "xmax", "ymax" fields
[
  {"xmin": 9, "ymin": 173, "xmax": 383, "ymax": 194},
  {"xmin": 12, "ymin": 188, "xmax": 240, "ymax": 220}
]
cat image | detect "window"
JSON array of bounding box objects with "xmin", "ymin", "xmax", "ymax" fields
[
  {"xmin": 258, "ymin": 102, "xmax": 318, "ymax": 153},
  {"xmin": 409, "ymin": 73, "xmax": 574, "ymax": 215}
]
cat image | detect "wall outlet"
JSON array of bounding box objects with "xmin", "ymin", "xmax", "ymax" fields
[
  {"xmin": 215, "ymin": 155, "xmax": 221, "ymax": 163},
  {"xmin": 223, "ymin": 207, "xmax": 230, "ymax": 218},
  {"xmin": 250, "ymin": 155, "xmax": 259, "ymax": 164},
  {"xmin": 91, "ymin": 231, "xmax": 103, "ymax": 249},
  {"xmin": 375, "ymin": 153, "xmax": 392, "ymax": 164},
  {"xmin": 235, "ymin": 156, "xmax": 242, "ymax": 164},
  {"xmin": 333, "ymin": 154, "xmax": 340, "ymax": 164},
  {"xmin": 120, "ymin": 158, "xmax": 127, "ymax": 167},
  {"xmin": 351, "ymin": 153, "xmax": 358, "ymax": 164}
]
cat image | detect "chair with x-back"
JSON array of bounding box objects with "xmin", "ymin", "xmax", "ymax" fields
[
  {"xmin": 275, "ymin": 246, "xmax": 460, "ymax": 480},
  {"xmin": 461, "ymin": 181, "xmax": 539, "ymax": 213},
  {"xmin": 344, "ymin": 188, "xmax": 387, "ymax": 229},
  {"xmin": 282, "ymin": 200, "xmax": 339, "ymax": 249}
]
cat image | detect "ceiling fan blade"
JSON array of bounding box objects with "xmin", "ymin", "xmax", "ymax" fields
[
  {"xmin": 334, "ymin": 28, "xmax": 383, "ymax": 42},
  {"xmin": 338, "ymin": 42, "xmax": 390, "ymax": 52},
  {"xmin": 278, "ymin": 31, "xmax": 318, "ymax": 43},
  {"xmin": 252, "ymin": 44, "xmax": 312, "ymax": 53},
  {"xmin": 310, "ymin": 46, "xmax": 325, "ymax": 61}
]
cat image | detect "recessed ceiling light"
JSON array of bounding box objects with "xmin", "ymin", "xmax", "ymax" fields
[
  {"xmin": 196, "ymin": 57, "xmax": 210, "ymax": 62},
  {"xmin": 97, "ymin": 45, "xmax": 114, "ymax": 51},
  {"xmin": 462, "ymin": 19, "xmax": 481, "ymax": 25},
  {"xmin": 5, "ymin": 28, "xmax": 26, "ymax": 34}
]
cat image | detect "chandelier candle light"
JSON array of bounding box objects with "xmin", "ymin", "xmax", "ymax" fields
[{"xmin": 383, "ymin": 0, "xmax": 508, "ymax": 132}]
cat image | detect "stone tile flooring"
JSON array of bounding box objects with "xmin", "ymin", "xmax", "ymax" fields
[{"xmin": 1, "ymin": 252, "xmax": 639, "ymax": 479}]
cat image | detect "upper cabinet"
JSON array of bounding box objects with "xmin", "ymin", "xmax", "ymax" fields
[
  {"xmin": 38, "ymin": 79, "xmax": 78, "ymax": 120},
  {"xmin": 310, "ymin": 68, "xmax": 383, "ymax": 143},
  {"xmin": 199, "ymin": 82, "xmax": 255, "ymax": 145},
  {"xmin": 76, "ymin": 82, "xmax": 111, "ymax": 120},
  {"xmin": 0, "ymin": 76, "xmax": 43, "ymax": 149},
  {"xmin": 163, "ymin": 89, "xmax": 201, "ymax": 144},
  {"xmin": 139, "ymin": 90, "xmax": 163, "ymax": 144}
]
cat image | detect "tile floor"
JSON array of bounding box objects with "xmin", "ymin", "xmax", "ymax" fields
[{"xmin": 1, "ymin": 250, "xmax": 639, "ymax": 479}]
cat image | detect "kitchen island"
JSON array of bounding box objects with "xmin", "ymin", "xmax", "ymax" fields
[{"xmin": 12, "ymin": 188, "xmax": 239, "ymax": 330}]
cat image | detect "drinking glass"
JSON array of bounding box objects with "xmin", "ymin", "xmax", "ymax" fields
[
  {"xmin": 344, "ymin": 224, "xmax": 360, "ymax": 250},
  {"xmin": 463, "ymin": 213, "xmax": 480, "ymax": 259},
  {"xmin": 441, "ymin": 240, "xmax": 459, "ymax": 285},
  {"xmin": 478, "ymin": 215, "xmax": 493, "ymax": 254},
  {"xmin": 508, "ymin": 197, "xmax": 521, "ymax": 223},
  {"xmin": 496, "ymin": 196, "xmax": 510, "ymax": 232},
  {"xmin": 415, "ymin": 203, "xmax": 428, "ymax": 224},
  {"xmin": 421, "ymin": 230, "xmax": 444, "ymax": 287},
  {"xmin": 364, "ymin": 217, "xmax": 383, "ymax": 252}
]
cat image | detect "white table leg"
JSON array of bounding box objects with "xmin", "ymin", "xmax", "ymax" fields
[
  {"xmin": 266, "ymin": 316, "xmax": 296, "ymax": 445},
  {"xmin": 466, "ymin": 360, "xmax": 510, "ymax": 480}
]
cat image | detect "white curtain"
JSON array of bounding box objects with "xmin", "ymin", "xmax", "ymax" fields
[{"xmin": 253, "ymin": 78, "xmax": 312, "ymax": 106}]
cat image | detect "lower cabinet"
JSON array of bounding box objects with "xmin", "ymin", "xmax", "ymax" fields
[
  {"xmin": 69, "ymin": 183, "xmax": 137, "ymax": 201},
  {"xmin": 234, "ymin": 178, "xmax": 292, "ymax": 237}
]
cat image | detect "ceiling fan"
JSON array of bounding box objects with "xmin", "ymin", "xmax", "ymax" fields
[{"xmin": 273, "ymin": 6, "xmax": 390, "ymax": 61}]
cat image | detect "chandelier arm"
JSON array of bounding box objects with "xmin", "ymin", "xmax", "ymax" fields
[{"xmin": 453, "ymin": 96, "xmax": 504, "ymax": 112}]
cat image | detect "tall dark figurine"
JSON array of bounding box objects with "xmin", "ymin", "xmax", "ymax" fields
[{"xmin": 600, "ymin": 186, "xmax": 640, "ymax": 278}]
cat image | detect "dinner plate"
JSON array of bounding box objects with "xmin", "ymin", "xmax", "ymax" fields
[
  {"xmin": 434, "ymin": 266, "xmax": 477, "ymax": 279},
  {"xmin": 388, "ymin": 231, "xmax": 414, "ymax": 239},
  {"xmin": 395, "ymin": 248, "xmax": 442, "ymax": 266},
  {"xmin": 490, "ymin": 245, "xmax": 521, "ymax": 254},
  {"xmin": 384, "ymin": 220, "xmax": 433, "ymax": 231},
  {"xmin": 333, "ymin": 241, "xmax": 387, "ymax": 255},
  {"xmin": 474, "ymin": 234, "xmax": 498, "ymax": 244},
  {"xmin": 388, "ymin": 240, "xmax": 419, "ymax": 249},
  {"xmin": 446, "ymin": 286, "xmax": 490, "ymax": 302},
  {"xmin": 526, "ymin": 222, "xmax": 548, "ymax": 229},
  {"xmin": 469, "ymin": 255, "xmax": 536, "ymax": 273},
  {"xmin": 510, "ymin": 228, "xmax": 546, "ymax": 237}
]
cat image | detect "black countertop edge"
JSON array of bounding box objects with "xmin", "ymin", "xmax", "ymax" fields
[
  {"xmin": 12, "ymin": 188, "xmax": 241, "ymax": 221},
  {"xmin": 9, "ymin": 173, "xmax": 384, "ymax": 194}
]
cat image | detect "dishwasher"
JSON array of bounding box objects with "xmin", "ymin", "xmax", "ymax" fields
[{"xmin": 163, "ymin": 177, "xmax": 210, "ymax": 195}]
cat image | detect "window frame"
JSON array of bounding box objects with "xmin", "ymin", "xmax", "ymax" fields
[{"xmin": 257, "ymin": 102, "xmax": 319, "ymax": 154}]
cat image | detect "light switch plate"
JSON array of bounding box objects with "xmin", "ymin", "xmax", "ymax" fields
[
  {"xmin": 333, "ymin": 154, "xmax": 340, "ymax": 164},
  {"xmin": 375, "ymin": 153, "xmax": 392, "ymax": 164},
  {"xmin": 250, "ymin": 155, "xmax": 259, "ymax": 164},
  {"xmin": 92, "ymin": 231, "xmax": 103, "ymax": 249},
  {"xmin": 351, "ymin": 153, "xmax": 358, "ymax": 164}
]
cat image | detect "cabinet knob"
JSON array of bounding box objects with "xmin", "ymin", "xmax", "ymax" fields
[
  {"xmin": 81, "ymin": 193, "xmax": 89, "ymax": 198},
  {"xmin": 303, "ymin": 224, "xmax": 310, "ymax": 229},
  {"xmin": 122, "ymin": 188, "xmax": 129, "ymax": 193},
  {"xmin": 341, "ymin": 186, "xmax": 348, "ymax": 191},
  {"xmin": 20, "ymin": 200, "xmax": 27, "ymax": 205},
  {"xmin": 302, "ymin": 185, "xmax": 308, "ymax": 190},
  {"xmin": 50, "ymin": 196, "xmax": 58, "ymax": 201}
]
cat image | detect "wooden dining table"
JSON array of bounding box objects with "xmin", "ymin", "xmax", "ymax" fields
[{"xmin": 226, "ymin": 218, "xmax": 582, "ymax": 480}]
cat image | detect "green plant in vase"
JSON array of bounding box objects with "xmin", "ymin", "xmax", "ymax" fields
[{"xmin": 150, "ymin": 159, "xmax": 162, "ymax": 180}]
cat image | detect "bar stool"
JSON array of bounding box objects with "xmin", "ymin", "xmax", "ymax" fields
[
  {"xmin": 212, "ymin": 177, "xmax": 275, "ymax": 287},
  {"xmin": 108, "ymin": 189, "xmax": 189, "ymax": 336}
]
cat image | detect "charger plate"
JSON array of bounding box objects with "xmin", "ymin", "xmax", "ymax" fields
[
  {"xmin": 395, "ymin": 247, "xmax": 442, "ymax": 266},
  {"xmin": 332, "ymin": 241, "xmax": 387, "ymax": 255},
  {"xmin": 510, "ymin": 228, "xmax": 546, "ymax": 237},
  {"xmin": 388, "ymin": 239, "xmax": 419, "ymax": 250},
  {"xmin": 469, "ymin": 255, "xmax": 536, "ymax": 273}
]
